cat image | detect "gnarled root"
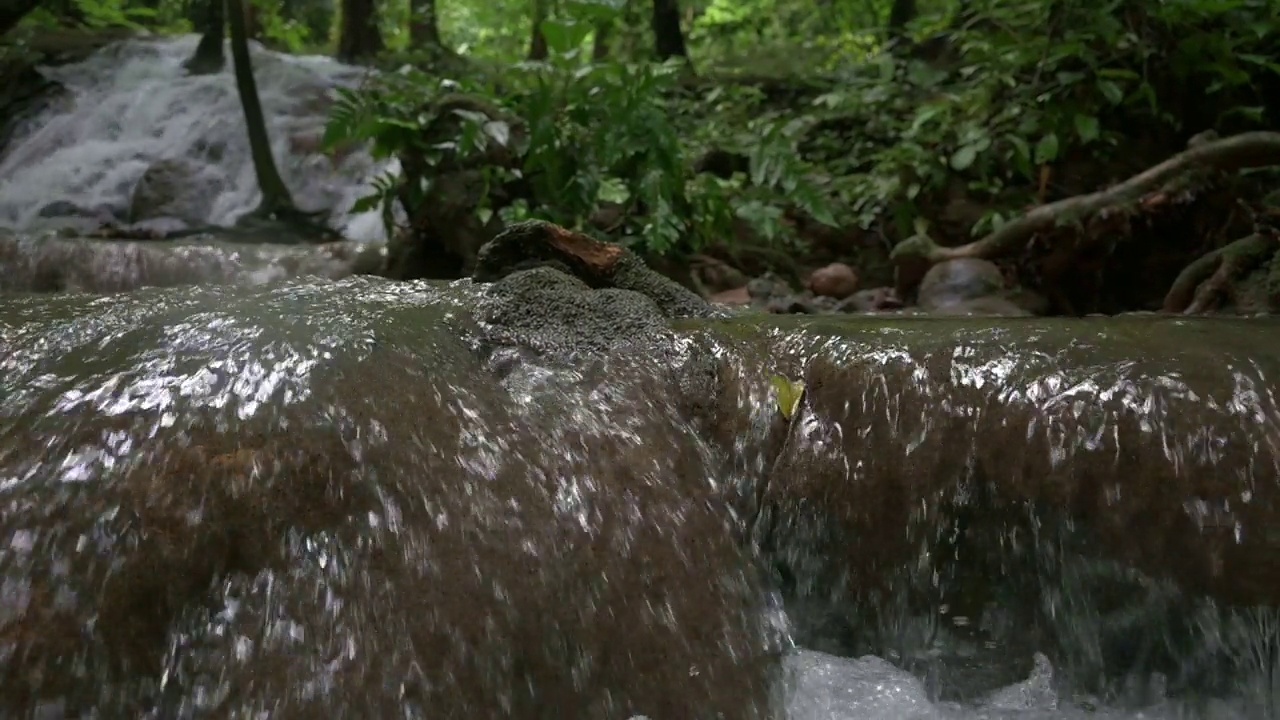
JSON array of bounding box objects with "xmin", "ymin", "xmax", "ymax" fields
[
  {"xmin": 891, "ymin": 131, "xmax": 1280, "ymax": 269},
  {"xmin": 1162, "ymin": 230, "xmax": 1280, "ymax": 314}
]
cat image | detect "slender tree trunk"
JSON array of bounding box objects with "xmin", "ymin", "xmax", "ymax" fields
[
  {"xmin": 617, "ymin": 0, "xmax": 640, "ymax": 58},
  {"xmin": 592, "ymin": 19, "xmax": 612, "ymax": 60},
  {"xmin": 651, "ymin": 0, "xmax": 688, "ymax": 61},
  {"xmin": 886, "ymin": 0, "xmax": 917, "ymax": 44},
  {"xmin": 184, "ymin": 0, "xmax": 226, "ymax": 75},
  {"xmin": 51, "ymin": 0, "xmax": 87, "ymax": 25},
  {"xmin": 226, "ymin": 0, "xmax": 299, "ymax": 218},
  {"xmin": 410, "ymin": 0, "xmax": 442, "ymax": 47},
  {"xmin": 337, "ymin": 0, "xmax": 383, "ymax": 63},
  {"xmin": 528, "ymin": 0, "xmax": 549, "ymax": 60}
]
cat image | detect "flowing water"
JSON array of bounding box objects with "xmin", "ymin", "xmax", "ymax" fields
[
  {"xmin": 0, "ymin": 35, "xmax": 389, "ymax": 242},
  {"xmin": 0, "ymin": 32, "xmax": 1277, "ymax": 720},
  {"xmin": 1, "ymin": 278, "xmax": 1277, "ymax": 718}
]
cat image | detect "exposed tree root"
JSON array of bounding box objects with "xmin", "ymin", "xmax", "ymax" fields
[
  {"xmin": 1162, "ymin": 229, "xmax": 1279, "ymax": 314},
  {"xmin": 891, "ymin": 131, "xmax": 1280, "ymax": 269}
]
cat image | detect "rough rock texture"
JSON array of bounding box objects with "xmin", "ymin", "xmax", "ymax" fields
[
  {"xmin": 476, "ymin": 266, "xmax": 675, "ymax": 354},
  {"xmin": 471, "ymin": 221, "xmax": 721, "ymax": 352}
]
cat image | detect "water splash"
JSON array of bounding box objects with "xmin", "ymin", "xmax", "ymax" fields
[
  {"xmin": 2, "ymin": 284, "xmax": 1279, "ymax": 718},
  {"xmin": 0, "ymin": 35, "xmax": 390, "ymax": 241}
]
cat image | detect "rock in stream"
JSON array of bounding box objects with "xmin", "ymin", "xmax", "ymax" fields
[{"xmin": 1, "ymin": 223, "xmax": 1278, "ymax": 716}]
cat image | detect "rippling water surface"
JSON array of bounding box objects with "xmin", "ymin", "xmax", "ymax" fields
[{"xmin": 2, "ymin": 279, "xmax": 1278, "ymax": 718}]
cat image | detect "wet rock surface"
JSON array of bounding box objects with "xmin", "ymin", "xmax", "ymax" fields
[
  {"xmin": 474, "ymin": 220, "xmax": 718, "ymax": 320},
  {"xmin": 0, "ymin": 281, "xmax": 776, "ymax": 718},
  {"xmin": 732, "ymin": 315, "xmax": 1280, "ymax": 695},
  {"xmin": 0, "ymin": 233, "xmax": 379, "ymax": 293},
  {"xmin": 2, "ymin": 226, "xmax": 1280, "ymax": 715},
  {"xmin": 127, "ymin": 157, "xmax": 228, "ymax": 225},
  {"xmin": 916, "ymin": 258, "xmax": 1007, "ymax": 311}
]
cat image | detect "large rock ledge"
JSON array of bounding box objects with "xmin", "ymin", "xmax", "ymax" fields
[
  {"xmin": 1, "ymin": 222, "xmax": 1278, "ymax": 713},
  {"xmin": 725, "ymin": 315, "xmax": 1280, "ymax": 690},
  {"xmin": 467, "ymin": 223, "xmax": 1280, "ymax": 692}
]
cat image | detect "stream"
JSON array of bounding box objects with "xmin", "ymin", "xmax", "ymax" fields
[{"xmin": 0, "ymin": 35, "xmax": 1277, "ymax": 720}]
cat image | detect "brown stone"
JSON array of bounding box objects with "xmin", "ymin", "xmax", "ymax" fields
[
  {"xmin": 472, "ymin": 219, "xmax": 626, "ymax": 283},
  {"xmin": 916, "ymin": 257, "xmax": 1005, "ymax": 310},
  {"xmin": 545, "ymin": 221, "xmax": 625, "ymax": 274},
  {"xmin": 806, "ymin": 262, "xmax": 860, "ymax": 299}
]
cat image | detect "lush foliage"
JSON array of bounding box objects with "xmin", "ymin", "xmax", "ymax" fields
[
  {"xmin": 325, "ymin": 0, "xmax": 837, "ymax": 255},
  {"xmin": 18, "ymin": 0, "xmax": 1280, "ymax": 264}
]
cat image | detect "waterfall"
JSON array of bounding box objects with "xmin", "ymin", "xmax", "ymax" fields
[{"xmin": 0, "ymin": 35, "xmax": 391, "ymax": 242}]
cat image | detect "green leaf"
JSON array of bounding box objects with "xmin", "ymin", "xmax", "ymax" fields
[
  {"xmin": 1074, "ymin": 114, "xmax": 1100, "ymax": 143},
  {"xmin": 483, "ymin": 120, "xmax": 511, "ymax": 147},
  {"xmin": 950, "ymin": 144, "xmax": 979, "ymax": 171},
  {"xmin": 540, "ymin": 18, "xmax": 592, "ymax": 56},
  {"xmin": 909, "ymin": 104, "xmax": 948, "ymax": 134},
  {"xmin": 1096, "ymin": 79, "xmax": 1124, "ymax": 105},
  {"xmin": 1008, "ymin": 135, "xmax": 1031, "ymax": 162},
  {"xmin": 770, "ymin": 375, "xmax": 806, "ymax": 420},
  {"xmin": 1034, "ymin": 132, "xmax": 1060, "ymax": 164},
  {"xmin": 351, "ymin": 191, "xmax": 385, "ymax": 214}
]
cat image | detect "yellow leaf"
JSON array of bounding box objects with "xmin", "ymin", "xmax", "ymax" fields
[{"xmin": 769, "ymin": 374, "xmax": 806, "ymax": 420}]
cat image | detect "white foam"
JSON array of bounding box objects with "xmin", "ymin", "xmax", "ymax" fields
[{"xmin": 0, "ymin": 35, "xmax": 391, "ymax": 242}]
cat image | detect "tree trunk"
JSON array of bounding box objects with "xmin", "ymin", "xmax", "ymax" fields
[
  {"xmin": 592, "ymin": 19, "xmax": 612, "ymax": 60},
  {"xmin": 226, "ymin": 0, "xmax": 299, "ymax": 219},
  {"xmin": 184, "ymin": 0, "xmax": 226, "ymax": 75},
  {"xmin": 651, "ymin": 0, "xmax": 688, "ymax": 61},
  {"xmin": 50, "ymin": 0, "xmax": 88, "ymax": 25},
  {"xmin": 0, "ymin": 0, "xmax": 43, "ymax": 37},
  {"xmin": 410, "ymin": 0, "xmax": 441, "ymax": 47},
  {"xmin": 337, "ymin": 0, "xmax": 383, "ymax": 63},
  {"xmin": 528, "ymin": 0, "xmax": 548, "ymax": 60},
  {"xmin": 244, "ymin": 0, "xmax": 263, "ymax": 40},
  {"xmin": 886, "ymin": 0, "xmax": 917, "ymax": 43}
]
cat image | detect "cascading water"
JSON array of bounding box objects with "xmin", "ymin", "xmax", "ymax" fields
[
  {"xmin": 2, "ymin": 273, "xmax": 1277, "ymax": 718},
  {"xmin": 0, "ymin": 34, "xmax": 390, "ymax": 242}
]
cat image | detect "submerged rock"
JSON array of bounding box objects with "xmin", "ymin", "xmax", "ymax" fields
[
  {"xmin": 916, "ymin": 258, "xmax": 1005, "ymax": 310},
  {"xmin": 738, "ymin": 315, "xmax": 1280, "ymax": 693},
  {"xmin": 0, "ymin": 234, "xmax": 376, "ymax": 293},
  {"xmin": 0, "ymin": 280, "xmax": 777, "ymax": 718},
  {"xmin": 127, "ymin": 157, "xmax": 228, "ymax": 225}
]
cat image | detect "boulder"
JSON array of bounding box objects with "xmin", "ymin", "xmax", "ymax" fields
[
  {"xmin": 127, "ymin": 158, "xmax": 227, "ymax": 226},
  {"xmin": 916, "ymin": 257, "xmax": 1005, "ymax": 310},
  {"xmin": 473, "ymin": 219, "xmax": 719, "ymax": 321},
  {"xmin": 0, "ymin": 281, "xmax": 777, "ymax": 718},
  {"xmin": 806, "ymin": 262, "xmax": 859, "ymax": 299}
]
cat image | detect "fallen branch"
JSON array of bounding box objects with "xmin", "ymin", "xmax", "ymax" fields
[
  {"xmin": 891, "ymin": 131, "xmax": 1280, "ymax": 267},
  {"xmin": 1162, "ymin": 230, "xmax": 1279, "ymax": 314}
]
